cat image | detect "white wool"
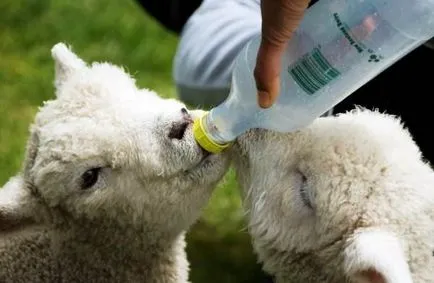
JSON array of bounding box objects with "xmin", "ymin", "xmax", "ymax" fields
[
  {"xmin": 234, "ymin": 108, "xmax": 434, "ymax": 283},
  {"xmin": 0, "ymin": 43, "xmax": 230, "ymax": 282}
]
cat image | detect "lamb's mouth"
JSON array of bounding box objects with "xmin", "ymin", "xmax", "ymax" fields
[
  {"xmin": 184, "ymin": 147, "xmax": 213, "ymax": 174},
  {"xmin": 179, "ymin": 123, "xmax": 216, "ymax": 172},
  {"xmin": 200, "ymin": 146, "xmax": 211, "ymax": 160},
  {"xmin": 195, "ymin": 149, "xmax": 212, "ymax": 168}
]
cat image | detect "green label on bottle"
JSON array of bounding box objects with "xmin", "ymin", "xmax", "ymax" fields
[{"xmin": 288, "ymin": 46, "xmax": 341, "ymax": 95}]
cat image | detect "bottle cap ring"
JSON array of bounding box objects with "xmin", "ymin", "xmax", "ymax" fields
[{"xmin": 193, "ymin": 114, "xmax": 231, "ymax": 154}]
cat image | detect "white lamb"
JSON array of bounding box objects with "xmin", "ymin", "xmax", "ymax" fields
[
  {"xmin": 0, "ymin": 43, "xmax": 229, "ymax": 282},
  {"xmin": 233, "ymin": 109, "xmax": 434, "ymax": 283}
]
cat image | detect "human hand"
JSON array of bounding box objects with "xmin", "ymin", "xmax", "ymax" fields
[{"xmin": 254, "ymin": 0, "xmax": 311, "ymax": 108}]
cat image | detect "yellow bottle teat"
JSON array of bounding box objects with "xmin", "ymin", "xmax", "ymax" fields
[{"xmin": 193, "ymin": 112, "xmax": 231, "ymax": 154}]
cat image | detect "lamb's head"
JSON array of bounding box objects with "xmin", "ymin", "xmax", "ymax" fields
[
  {"xmin": 1, "ymin": 43, "xmax": 229, "ymax": 241},
  {"xmin": 233, "ymin": 109, "xmax": 434, "ymax": 283}
]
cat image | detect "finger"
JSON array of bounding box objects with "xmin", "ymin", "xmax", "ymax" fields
[
  {"xmin": 254, "ymin": 0, "xmax": 311, "ymax": 108},
  {"xmin": 254, "ymin": 42, "xmax": 283, "ymax": 108}
]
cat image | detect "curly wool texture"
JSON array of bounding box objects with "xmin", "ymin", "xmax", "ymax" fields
[
  {"xmin": 233, "ymin": 109, "xmax": 434, "ymax": 283},
  {"xmin": 0, "ymin": 43, "xmax": 230, "ymax": 282}
]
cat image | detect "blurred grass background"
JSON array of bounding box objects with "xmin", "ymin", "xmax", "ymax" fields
[{"xmin": 0, "ymin": 0, "xmax": 267, "ymax": 282}]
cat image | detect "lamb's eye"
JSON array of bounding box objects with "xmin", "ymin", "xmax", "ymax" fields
[
  {"xmin": 299, "ymin": 173, "xmax": 313, "ymax": 209},
  {"xmin": 81, "ymin": 168, "xmax": 101, "ymax": 190}
]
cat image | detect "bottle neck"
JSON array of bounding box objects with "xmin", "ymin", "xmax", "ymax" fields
[
  {"xmin": 205, "ymin": 103, "xmax": 236, "ymax": 144},
  {"xmin": 204, "ymin": 87, "xmax": 253, "ymax": 144}
]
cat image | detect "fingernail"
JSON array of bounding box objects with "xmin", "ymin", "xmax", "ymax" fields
[{"xmin": 258, "ymin": 91, "xmax": 272, "ymax": 108}]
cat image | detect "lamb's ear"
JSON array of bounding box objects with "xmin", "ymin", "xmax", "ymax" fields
[
  {"xmin": 0, "ymin": 175, "xmax": 36, "ymax": 232},
  {"xmin": 343, "ymin": 228, "xmax": 413, "ymax": 283},
  {"xmin": 51, "ymin": 42, "xmax": 86, "ymax": 92}
]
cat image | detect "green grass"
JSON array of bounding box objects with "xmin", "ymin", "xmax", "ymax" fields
[{"xmin": 0, "ymin": 0, "xmax": 265, "ymax": 282}]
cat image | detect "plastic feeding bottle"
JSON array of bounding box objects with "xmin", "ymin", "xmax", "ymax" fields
[{"xmin": 192, "ymin": 0, "xmax": 434, "ymax": 154}]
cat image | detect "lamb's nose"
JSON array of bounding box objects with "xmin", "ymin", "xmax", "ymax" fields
[
  {"xmin": 168, "ymin": 121, "xmax": 189, "ymax": 140},
  {"xmin": 181, "ymin": 108, "xmax": 193, "ymax": 123},
  {"xmin": 168, "ymin": 108, "xmax": 193, "ymax": 140}
]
